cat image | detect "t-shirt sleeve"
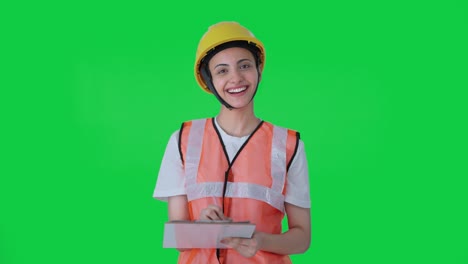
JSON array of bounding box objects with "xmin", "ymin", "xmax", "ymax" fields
[
  {"xmin": 285, "ymin": 139, "xmax": 311, "ymax": 208},
  {"xmin": 152, "ymin": 130, "xmax": 186, "ymax": 201}
]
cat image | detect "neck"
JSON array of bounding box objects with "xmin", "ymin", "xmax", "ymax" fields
[{"xmin": 216, "ymin": 103, "xmax": 260, "ymax": 137}]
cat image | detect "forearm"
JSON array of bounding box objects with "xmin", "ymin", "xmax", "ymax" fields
[
  {"xmin": 257, "ymin": 226, "xmax": 310, "ymax": 255},
  {"xmin": 168, "ymin": 195, "xmax": 191, "ymax": 252},
  {"xmin": 258, "ymin": 204, "xmax": 311, "ymax": 255},
  {"xmin": 168, "ymin": 195, "xmax": 190, "ymax": 221}
]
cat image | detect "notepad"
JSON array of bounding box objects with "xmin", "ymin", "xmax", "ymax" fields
[{"xmin": 163, "ymin": 221, "xmax": 256, "ymax": 248}]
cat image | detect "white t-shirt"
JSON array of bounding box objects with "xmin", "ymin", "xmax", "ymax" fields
[{"xmin": 153, "ymin": 119, "xmax": 311, "ymax": 208}]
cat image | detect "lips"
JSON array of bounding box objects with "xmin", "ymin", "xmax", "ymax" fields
[{"xmin": 227, "ymin": 86, "xmax": 247, "ymax": 94}]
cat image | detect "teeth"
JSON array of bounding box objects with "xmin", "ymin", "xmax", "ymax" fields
[{"xmin": 227, "ymin": 87, "xmax": 247, "ymax": 93}]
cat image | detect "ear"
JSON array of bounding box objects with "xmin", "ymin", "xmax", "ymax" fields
[{"xmin": 258, "ymin": 63, "xmax": 264, "ymax": 81}]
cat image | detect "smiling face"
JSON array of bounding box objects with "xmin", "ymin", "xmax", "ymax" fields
[{"xmin": 208, "ymin": 47, "xmax": 262, "ymax": 110}]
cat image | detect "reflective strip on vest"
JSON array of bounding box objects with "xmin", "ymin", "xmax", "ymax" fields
[
  {"xmin": 271, "ymin": 125, "xmax": 288, "ymax": 194},
  {"xmin": 185, "ymin": 119, "xmax": 206, "ymax": 184},
  {"xmin": 185, "ymin": 119, "xmax": 288, "ymax": 213}
]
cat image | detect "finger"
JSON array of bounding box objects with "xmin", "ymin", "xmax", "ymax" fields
[
  {"xmin": 207, "ymin": 205, "xmax": 229, "ymax": 220},
  {"xmin": 200, "ymin": 208, "xmax": 224, "ymax": 220},
  {"xmin": 221, "ymin": 238, "xmax": 257, "ymax": 258},
  {"xmin": 199, "ymin": 209, "xmax": 210, "ymax": 220},
  {"xmin": 226, "ymin": 237, "xmax": 251, "ymax": 246},
  {"xmin": 208, "ymin": 210, "xmax": 223, "ymax": 220},
  {"xmin": 207, "ymin": 204, "xmax": 222, "ymax": 210},
  {"xmin": 200, "ymin": 206, "xmax": 219, "ymax": 219},
  {"xmin": 220, "ymin": 238, "xmax": 234, "ymax": 248},
  {"xmin": 221, "ymin": 237, "xmax": 241, "ymax": 247}
]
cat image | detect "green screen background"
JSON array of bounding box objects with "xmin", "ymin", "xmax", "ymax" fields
[{"xmin": 1, "ymin": 1, "xmax": 467, "ymax": 263}]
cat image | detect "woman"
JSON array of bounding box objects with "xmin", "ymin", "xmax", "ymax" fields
[{"xmin": 153, "ymin": 21, "xmax": 311, "ymax": 263}]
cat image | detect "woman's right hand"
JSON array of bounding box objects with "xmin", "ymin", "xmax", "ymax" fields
[{"xmin": 199, "ymin": 204, "xmax": 231, "ymax": 221}]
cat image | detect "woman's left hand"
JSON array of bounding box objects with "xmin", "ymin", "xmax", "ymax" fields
[{"xmin": 220, "ymin": 232, "xmax": 264, "ymax": 258}]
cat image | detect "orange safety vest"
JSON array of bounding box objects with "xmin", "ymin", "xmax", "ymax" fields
[{"xmin": 177, "ymin": 118, "xmax": 299, "ymax": 264}]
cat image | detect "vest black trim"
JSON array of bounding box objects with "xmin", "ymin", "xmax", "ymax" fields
[
  {"xmin": 287, "ymin": 131, "xmax": 301, "ymax": 172},
  {"xmin": 177, "ymin": 122, "xmax": 185, "ymax": 164}
]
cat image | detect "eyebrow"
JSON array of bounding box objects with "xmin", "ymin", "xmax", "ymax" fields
[
  {"xmin": 214, "ymin": 63, "xmax": 228, "ymax": 69},
  {"xmin": 213, "ymin": 58, "xmax": 253, "ymax": 69}
]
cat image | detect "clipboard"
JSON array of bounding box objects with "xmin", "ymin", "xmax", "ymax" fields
[{"xmin": 163, "ymin": 220, "xmax": 256, "ymax": 248}]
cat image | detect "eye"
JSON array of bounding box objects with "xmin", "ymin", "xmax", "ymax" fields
[
  {"xmin": 240, "ymin": 64, "xmax": 251, "ymax": 70},
  {"xmin": 216, "ymin": 68, "xmax": 227, "ymax": 75}
]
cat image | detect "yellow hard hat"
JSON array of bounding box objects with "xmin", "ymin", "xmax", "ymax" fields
[{"xmin": 194, "ymin": 21, "xmax": 265, "ymax": 93}]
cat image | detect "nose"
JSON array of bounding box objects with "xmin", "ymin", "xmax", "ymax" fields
[{"xmin": 229, "ymin": 68, "xmax": 244, "ymax": 84}]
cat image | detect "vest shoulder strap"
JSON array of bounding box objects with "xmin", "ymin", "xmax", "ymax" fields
[{"xmin": 178, "ymin": 119, "xmax": 206, "ymax": 166}]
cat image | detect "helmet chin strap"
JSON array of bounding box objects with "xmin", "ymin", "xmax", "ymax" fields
[
  {"xmin": 201, "ymin": 65, "xmax": 261, "ymax": 111},
  {"xmin": 209, "ymin": 81, "xmax": 235, "ymax": 110}
]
